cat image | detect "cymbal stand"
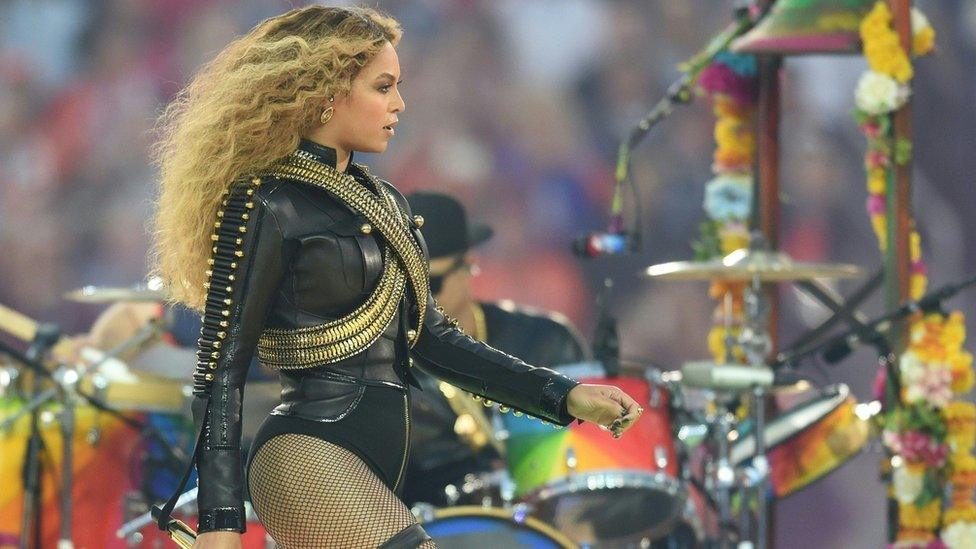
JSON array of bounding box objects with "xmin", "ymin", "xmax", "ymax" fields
[
  {"xmin": 705, "ymin": 394, "xmax": 739, "ymax": 548},
  {"xmin": 735, "ymin": 266, "xmax": 772, "ymax": 549}
]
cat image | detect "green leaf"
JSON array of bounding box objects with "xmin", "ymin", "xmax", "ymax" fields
[
  {"xmin": 692, "ymin": 221, "xmax": 722, "ymax": 261},
  {"xmin": 878, "ymin": 115, "xmax": 892, "ymax": 135},
  {"xmin": 895, "ymin": 138, "xmax": 914, "ymax": 165}
]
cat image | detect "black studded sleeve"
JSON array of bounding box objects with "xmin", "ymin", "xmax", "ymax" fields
[
  {"xmin": 191, "ymin": 180, "xmax": 288, "ymax": 533},
  {"xmin": 410, "ymin": 292, "xmax": 580, "ymax": 426}
]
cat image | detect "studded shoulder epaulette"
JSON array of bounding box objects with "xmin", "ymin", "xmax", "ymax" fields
[{"xmin": 192, "ymin": 176, "xmax": 263, "ymax": 396}]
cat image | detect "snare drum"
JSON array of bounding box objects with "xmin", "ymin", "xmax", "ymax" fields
[
  {"xmin": 730, "ymin": 384, "xmax": 873, "ymax": 498},
  {"xmin": 420, "ymin": 505, "xmax": 576, "ymax": 548},
  {"xmin": 503, "ymin": 362, "xmax": 685, "ymax": 545}
]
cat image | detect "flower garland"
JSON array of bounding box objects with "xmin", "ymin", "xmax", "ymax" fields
[
  {"xmin": 694, "ymin": 51, "xmax": 759, "ymax": 364},
  {"xmin": 852, "ymin": 4, "xmax": 974, "ymax": 548}
]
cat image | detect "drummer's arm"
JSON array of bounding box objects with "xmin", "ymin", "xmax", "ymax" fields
[
  {"xmin": 411, "ymin": 293, "xmax": 580, "ymax": 426},
  {"xmin": 72, "ymin": 302, "xmax": 164, "ymax": 363}
]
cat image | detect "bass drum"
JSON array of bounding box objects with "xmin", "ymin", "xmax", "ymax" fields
[{"xmin": 420, "ymin": 506, "xmax": 576, "ymax": 549}]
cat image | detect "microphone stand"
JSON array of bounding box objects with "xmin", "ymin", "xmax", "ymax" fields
[
  {"xmin": 603, "ymin": 4, "xmax": 757, "ymax": 257},
  {"xmin": 770, "ymin": 273, "xmax": 976, "ymax": 371},
  {"xmin": 18, "ymin": 322, "xmax": 60, "ymax": 549}
]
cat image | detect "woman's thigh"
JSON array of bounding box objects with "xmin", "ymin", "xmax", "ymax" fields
[{"xmin": 248, "ymin": 433, "xmax": 418, "ymax": 549}]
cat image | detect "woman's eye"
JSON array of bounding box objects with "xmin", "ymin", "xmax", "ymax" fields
[{"xmin": 378, "ymin": 81, "xmax": 402, "ymax": 94}]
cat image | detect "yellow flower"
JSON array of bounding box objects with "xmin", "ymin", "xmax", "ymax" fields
[
  {"xmin": 910, "ymin": 231, "xmax": 922, "ymax": 261},
  {"xmin": 913, "ymin": 27, "xmax": 935, "ymax": 56},
  {"xmin": 945, "ymin": 505, "xmax": 976, "ymax": 526},
  {"xmin": 871, "ymin": 214, "xmax": 888, "ymax": 250},
  {"xmin": 950, "ymin": 353, "xmax": 975, "ymax": 394},
  {"xmin": 868, "ymin": 169, "xmax": 887, "ymax": 194},
  {"xmin": 911, "ymin": 8, "xmax": 936, "ymax": 56},
  {"xmin": 708, "ymin": 326, "xmax": 729, "ymax": 363},
  {"xmin": 720, "ymin": 232, "xmax": 749, "ymax": 255},
  {"xmin": 860, "ymin": 2, "xmax": 914, "ymax": 82},
  {"xmin": 899, "ymin": 500, "xmax": 942, "ymax": 530},
  {"xmin": 910, "ymin": 274, "xmax": 927, "ymax": 301},
  {"xmin": 945, "ymin": 402, "xmax": 976, "ymax": 422},
  {"xmin": 713, "ymin": 96, "xmax": 751, "ymax": 119},
  {"xmin": 951, "ymin": 454, "xmax": 976, "ymax": 474}
]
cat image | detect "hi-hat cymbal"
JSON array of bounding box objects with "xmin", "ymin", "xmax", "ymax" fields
[
  {"xmin": 642, "ymin": 248, "xmax": 864, "ymax": 282},
  {"xmin": 64, "ymin": 278, "xmax": 167, "ymax": 303}
]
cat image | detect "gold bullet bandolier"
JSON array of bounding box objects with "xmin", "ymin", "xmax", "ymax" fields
[
  {"xmin": 193, "ymin": 177, "xmax": 264, "ymax": 396},
  {"xmin": 255, "ymin": 150, "xmax": 430, "ymax": 370}
]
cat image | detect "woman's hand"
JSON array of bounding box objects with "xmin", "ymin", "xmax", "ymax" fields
[
  {"xmin": 566, "ymin": 384, "xmax": 643, "ymax": 438},
  {"xmin": 192, "ymin": 531, "xmax": 243, "ymax": 548}
]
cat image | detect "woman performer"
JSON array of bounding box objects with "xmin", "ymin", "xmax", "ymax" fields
[{"xmin": 151, "ymin": 6, "xmax": 643, "ymax": 548}]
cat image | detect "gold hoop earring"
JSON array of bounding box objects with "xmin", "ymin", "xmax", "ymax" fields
[{"xmin": 320, "ymin": 106, "xmax": 334, "ymax": 125}]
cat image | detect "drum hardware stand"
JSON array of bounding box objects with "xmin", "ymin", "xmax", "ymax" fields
[
  {"xmin": 740, "ymin": 265, "xmax": 771, "ymax": 549},
  {"xmin": 0, "ymin": 321, "xmax": 184, "ymax": 548},
  {"xmin": 15, "ymin": 322, "xmax": 61, "ymax": 549},
  {"xmin": 592, "ymin": 278, "xmax": 621, "ymax": 377},
  {"xmin": 706, "ymin": 401, "xmax": 740, "ymax": 548}
]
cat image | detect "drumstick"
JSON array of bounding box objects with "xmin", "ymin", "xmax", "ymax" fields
[{"xmin": 0, "ymin": 302, "xmax": 40, "ymax": 342}]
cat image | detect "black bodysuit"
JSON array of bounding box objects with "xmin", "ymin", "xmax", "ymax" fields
[{"xmin": 190, "ymin": 140, "xmax": 579, "ymax": 548}]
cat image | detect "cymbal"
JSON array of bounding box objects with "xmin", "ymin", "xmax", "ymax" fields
[
  {"xmin": 64, "ymin": 280, "xmax": 167, "ymax": 303},
  {"xmin": 642, "ymin": 248, "xmax": 864, "ymax": 282}
]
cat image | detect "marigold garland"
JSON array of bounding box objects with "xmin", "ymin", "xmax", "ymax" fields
[
  {"xmin": 855, "ymin": 4, "xmax": 974, "ymax": 547},
  {"xmin": 693, "ymin": 52, "xmax": 758, "ymax": 364}
]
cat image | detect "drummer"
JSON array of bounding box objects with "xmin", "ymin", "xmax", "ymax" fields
[{"xmin": 401, "ymin": 192, "xmax": 591, "ymax": 507}]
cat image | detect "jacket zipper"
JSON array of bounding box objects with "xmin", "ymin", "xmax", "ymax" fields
[{"xmin": 393, "ymin": 390, "xmax": 411, "ymax": 491}]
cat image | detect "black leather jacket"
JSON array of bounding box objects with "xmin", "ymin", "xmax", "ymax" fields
[{"xmin": 191, "ymin": 140, "xmax": 579, "ymax": 532}]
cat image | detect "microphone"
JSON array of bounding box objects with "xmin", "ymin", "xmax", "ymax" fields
[
  {"xmin": 680, "ymin": 361, "xmax": 804, "ymax": 391},
  {"xmin": 572, "ymin": 231, "xmax": 635, "ymax": 258}
]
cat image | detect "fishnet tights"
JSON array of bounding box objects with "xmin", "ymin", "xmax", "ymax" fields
[{"xmin": 249, "ymin": 433, "xmax": 436, "ymax": 548}]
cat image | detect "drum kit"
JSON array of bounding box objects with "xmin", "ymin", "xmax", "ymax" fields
[
  {"xmin": 396, "ymin": 241, "xmax": 886, "ymax": 548},
  {"xmin": 0, "ymin": 243, "xmax": 889, "ymax": 549}
]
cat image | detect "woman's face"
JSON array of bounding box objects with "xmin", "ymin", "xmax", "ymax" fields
[{"xmin": 327, "ymin": 41, "xmax": 405, "ymax": 154}]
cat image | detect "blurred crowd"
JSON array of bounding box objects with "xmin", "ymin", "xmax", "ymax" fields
[{"xmin": 1, "ymin": 1, "xmax": 975, "ymax": 546}]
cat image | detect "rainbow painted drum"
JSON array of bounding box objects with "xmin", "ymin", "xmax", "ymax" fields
[
  {"xmin": 503, "ymin": 362, "xmax": 685, "ymax": 545},
  {"xmin": 421, "ymin": 506, "xmax": 576, "ymax": 548},
  {"xmin": 730, "ymin": 384, "xmax": 873, "ymax": 498}
]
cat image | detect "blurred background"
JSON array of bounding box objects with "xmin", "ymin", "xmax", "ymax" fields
[{"xmin": 1, "ymin": 1, "xmax": 974, "ymax": 547}]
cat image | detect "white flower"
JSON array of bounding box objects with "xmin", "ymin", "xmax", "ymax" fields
[
  {"xmin": 900, "ymin": 351, "xmax": 925, "ymax": 382},
  {"xmin": 911, "ymin": 8, "xmax": 932, "ymax": 36},
  {"xmin": 892, "ymin": 465, "xmax": 924, "ymax": 504},
  {"xmin": 942, "ymin": 521, "xmax": 976, "ymax": 549},
  {"xmin": 855, "ymin": 71, "xmax": 910, "ymax": 115},
  {"xmin": 704, "ymin": 174, "xmax": 753, "ymax": 221}
]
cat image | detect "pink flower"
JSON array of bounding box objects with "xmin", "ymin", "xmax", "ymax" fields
[
  {"xmin": 861, "ymin": 121, "xmax": 882, "ymax": 139},
  {"xmin": 867, "ymin": 194, "xmax": 887, "ymax": 215},
  {"xmin": 888, "ymin": 430, "xmax": 949, "ymax": 467},
  {"xmin": 867, "ymin": 149, "xmax": 891, "ymax": 168},
  {"xmin": 698, "ymin": 63, "xmax": 758, "ymax": 106},
  {"xmin": 873, "ymin": 365, "xmax": 888, "ymax": 401},
  {"xmin": 911, "ymin": 260, "xmax": 928, "ymax": 276}
]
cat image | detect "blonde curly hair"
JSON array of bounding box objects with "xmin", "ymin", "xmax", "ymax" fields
[{"xmin": 151, "ymin": 6, "xmax": 401, "ymax": 310}]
